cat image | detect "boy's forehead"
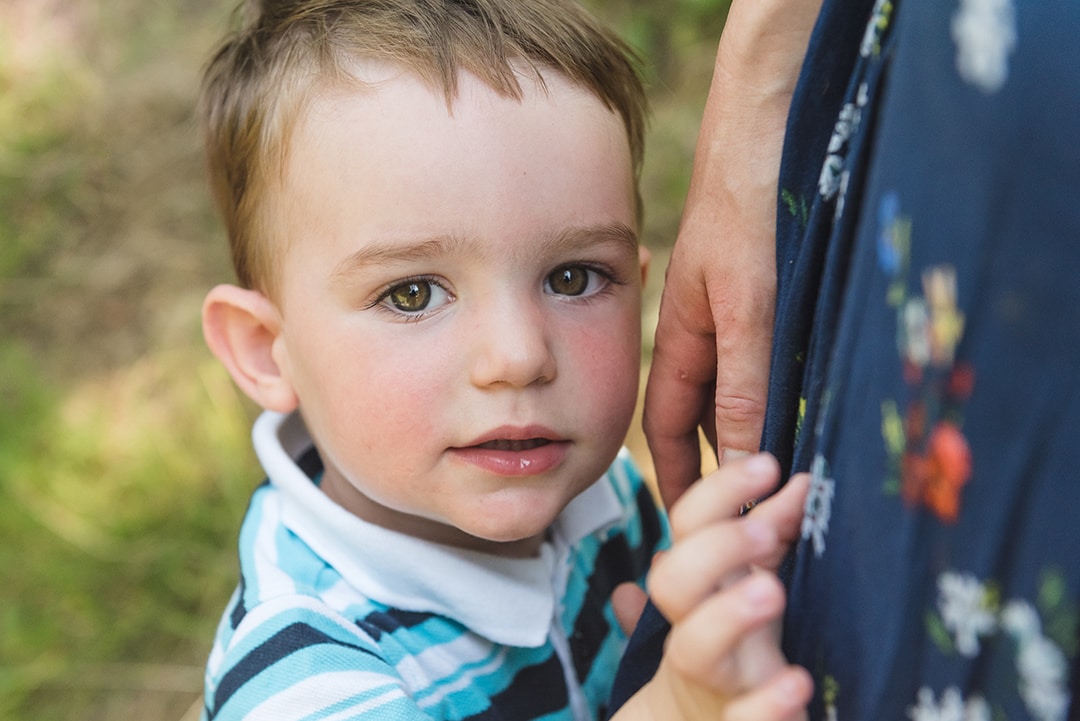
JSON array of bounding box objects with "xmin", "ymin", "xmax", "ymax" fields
[
  {"xmin": 269, "ymin": 63, "xmax": 637, "ymax": 281},
  {"xmin": 284, "ymin": 62, "xmax": 633, "ymax": 199}
]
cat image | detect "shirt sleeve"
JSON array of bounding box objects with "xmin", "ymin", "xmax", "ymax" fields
[{"xmin": 203, "ymin": 594, "xmax": 428, "ymax": 721}]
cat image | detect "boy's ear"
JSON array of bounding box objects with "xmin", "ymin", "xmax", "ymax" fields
[
  {"xmin": 202, "ymin": 284, "xmax": 299, "ymax": 413},
  {"xmin": 638, "ymin": 245, "xmax": 651, "ymax": 286}
]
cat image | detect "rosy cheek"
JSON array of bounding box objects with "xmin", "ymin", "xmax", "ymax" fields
[
  {"xmin": 577, "ymin": 326, "xmax": 639, "ymax": 407},
  {"xmin": 358, "ymin": 350, "xmax": 448, "ymax": 432}
]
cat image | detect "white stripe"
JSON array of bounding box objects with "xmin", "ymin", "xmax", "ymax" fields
[
  {"xmin": 319, "ymin": 576, "xmax": 367, "ymax": 611},
  {"xmin": 316, "ymin": 688, "xmax": 412, "ymax": 721},
  {"xmin": 252, "ymin": 493, "xmax": 298, "ymax": 598},
  {"xmin": 405, "ymin": 632, "xmax": 494, "ymax": 681},
  {"xmin": 415, "ymin": 648, "xmax": 509, "ymax": 710},
  {"xmin": 227, "ymin": 594, "xmax": 375, "ymax": 653},
  {"xmin": 240, "ymin": 671, "xmax": 406, "ymax": 721}
]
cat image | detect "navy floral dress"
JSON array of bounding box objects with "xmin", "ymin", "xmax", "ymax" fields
[
  {"xmin": 771, "ymin": 0, "xmax": 1080, "ymax": 718},
  {"xmin": 612, "ymin": 0, "xmax": 1080, "ymax": 718}
]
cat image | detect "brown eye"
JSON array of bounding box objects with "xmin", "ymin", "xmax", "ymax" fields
[
  {"xmin": 548, "ymin": 266, "xmax": 590, "ymax": 296},
  {"xmin": 388, "ymin": 281, "xmax": 431, "ymax": 312},
  {"xmin": 376, "ymin": 277, "xmax": 452, "ymax": 318}
]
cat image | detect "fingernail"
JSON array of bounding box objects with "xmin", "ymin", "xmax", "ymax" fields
[
  {"xmin": 744, "ymin": 452, "xmax": 775, "ymax": 479},
  {"xmin": 773, "ymin": 668, "xmax": 809, "ymax": 702},
  {"xmin": 742, "ymin": 574, "xmax": 776, "ymax": 605}
]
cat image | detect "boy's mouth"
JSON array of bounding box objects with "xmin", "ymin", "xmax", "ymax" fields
[
  {"xmin": 451, "ymin": 427, "xmax": 569, "ymax": 475},
  {"xmin": 474, "ymin": 438, "xmax": 552, "ymax": 452}
]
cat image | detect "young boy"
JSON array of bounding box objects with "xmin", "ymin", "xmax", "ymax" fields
[{"xmin": 197, "ymin": 1, "xmax": 812, "ymax": 719}]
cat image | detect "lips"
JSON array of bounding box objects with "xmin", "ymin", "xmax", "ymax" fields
[
  {"xmin": 451, "ymin": 427, "xmax": 569, "ymax": 476},
  {"xmin": 475, "ymin": 438, "xmax": 551, "ymax": 452}
]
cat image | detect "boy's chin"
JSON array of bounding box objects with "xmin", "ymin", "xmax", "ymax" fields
[{"xmin": 457, "ymin": 519, "xmax": 556, "ymax": 558}]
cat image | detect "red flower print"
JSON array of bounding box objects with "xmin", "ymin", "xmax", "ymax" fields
[{"xmin": 901, "ymin": 421, "xmax": 972, "ymax": 523}]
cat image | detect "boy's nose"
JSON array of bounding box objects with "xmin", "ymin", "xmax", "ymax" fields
[{"xmin": 468, "ymin": 299, "xmax": 557, "ymax": 389}]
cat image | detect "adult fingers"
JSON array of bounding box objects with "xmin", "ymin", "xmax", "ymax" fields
[
  {"xmin": 644, "ymin": 263, "xmax": 719, "ymax": 508},
  {"xmin": 703, "ymin": 250, "xmax": 776, "ymax": 464}
]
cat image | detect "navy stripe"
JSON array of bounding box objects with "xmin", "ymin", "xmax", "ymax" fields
[
  {"xmin": 354, "ymin": 609, "xmax": 434, "ymax": 641},
  {"xmin": 568, "ymin": 486, "xmax": 660, "ymax": 683},
  {"xmin": 466, "ymin": 652, "xmax": 568, "ymax": 720},
  {"xmin": 569, "ymin": 535, "xmax": 635, "ymax": 684},
  {"xmin": 362, "ymin": 608, "xmax": 429, "ymax": 630},
  {"xmin": 229, "ymin": 576, "xmax": 248, "ymax": 630},
  {"xmin": 569, "ymin": 590, "xmax": 611, "ymax": 685},
  {"xmin": 635, "ymin": 485, "xmax": 664, "ymax": 555},
  {"xmin": 209, "ymin": 621, "xmax": 381, "ymax": 718}
]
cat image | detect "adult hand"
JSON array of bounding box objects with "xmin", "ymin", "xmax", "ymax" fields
[{"xmin": 644, "ymin": 0, "xmax": 822, "ymax": 507}]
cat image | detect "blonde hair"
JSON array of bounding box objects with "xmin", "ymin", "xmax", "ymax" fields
[{"xmin": 199, "ymin": 0, "xmax": 647, "ymax": 297}]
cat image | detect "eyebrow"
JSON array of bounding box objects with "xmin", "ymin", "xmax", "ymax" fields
[
  {"xmin": 331, "ymin": 234, "xmax": 472, "ymax": 280},
  {"xmin": 548, "ymin": 222, "xmax": 639, "ymax": 258},
  {"xmin": 330, "ymin": 222, "xmax": 638, "ymax": 280}
]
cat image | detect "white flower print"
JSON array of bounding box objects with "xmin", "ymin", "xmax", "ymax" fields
[
  {"xmin": 937, "ymin": 571, "xmax": 998, "ymax": 657},
  {"xmin": 860, "ymin": 0, "xmax": 895, "ymax": 58},
  {"xmin": 1001, "ymin": 601, "xmax": 1070, "ymax": 721},
  {"xmin": 818, "ymin": 102, "xmax": 860, "ymax": 199},
  {"xmin": 951, "ymin": 0, "xmax": 1017, "ymax": 94},
  {"xmin": 819, "ymin": 153, "xmax": 845, "ymax": 200},
  {"xmin": 801, "ymin": 454, "xmax": 835, "ymax": 558},
  {"xmin": 818, "ymin": 84, "xmax": 869, "ymax": 201},
  {"xmin": 1000, "ymin": 598, "xmax": 1040, "ymax": 635},
  {"xmin": 834, "ymin": 169, "xmax": 851, "ymax": 222},
  {"xmin": 900, "ymin": 297, "xmax": 931, "ymax": 368},
  {"xmin": 907, "ymin": 686, "xmax": 991, "ymax": 721}
]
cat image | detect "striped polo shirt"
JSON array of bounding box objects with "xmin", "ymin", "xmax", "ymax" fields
[{"xmin": 201, "ymin": 411, "xmax": 669, "ymax": 721}]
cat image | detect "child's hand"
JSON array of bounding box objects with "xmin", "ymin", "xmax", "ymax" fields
[{"xmin": 616, "ymin": 454, "xmax": 813, "ymax": 721}]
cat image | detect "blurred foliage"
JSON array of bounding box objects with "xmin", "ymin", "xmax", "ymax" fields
[{"xmin": 0, "ymin": 0, "xmax": 728, "ymax": 719}]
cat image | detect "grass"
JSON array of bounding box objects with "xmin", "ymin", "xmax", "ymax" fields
[
  {"xmin": 0, "ymin": 347, "xmax": 260, "ymax": 719},
  {"xmin": 0, "ymin": 0, "xmax": 723, "ymax": 718}
]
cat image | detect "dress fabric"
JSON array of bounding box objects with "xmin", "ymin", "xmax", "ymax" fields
[
  {"xmin": 203, "ymin": 411, "xmax": 669, "ymax": 721},
  {"xmin": 771, "ymin": 0, "xmax": 1080, "ymax": 718},
  {"xmin": 610, "ymin": 0, "xmax": 1080, "ymax": 718}
]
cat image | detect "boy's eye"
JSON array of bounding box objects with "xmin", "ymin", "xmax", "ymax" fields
[
  {"xmin": 378, "ymin": 278, "xmax": 451, "ymax": 315},
  {"xmin": 547, "ymin": 265, "xmax": 592, "ymax": 296},
  {"xmin": 388, "ymin": 281, "xmax": 431, "ymax": 311}
]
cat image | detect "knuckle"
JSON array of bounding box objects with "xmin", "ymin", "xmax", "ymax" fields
[{"xmin": 714, "ymin": 393, "xmax": 765, "ymax": 427}]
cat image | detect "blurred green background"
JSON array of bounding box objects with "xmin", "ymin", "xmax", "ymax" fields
[{"xmin": 0, "ymin": 1, "xmax": 728, "ymax": 718}]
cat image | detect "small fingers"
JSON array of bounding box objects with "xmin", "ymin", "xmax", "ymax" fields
[
  {"xmin": 722, "ymin": 665, "xmax": 814, "ymax": 721},
  {"xmin": 663, "ymin": 572, "xmax": 786, "ymax": 690},
  {"xmin": 667, "ymin": 453, "xmax": 781, "ymax": 539},
  {"xmin": 611, "ymin": 582, "xmax": 649, "ymax": 637},
  {"xmin": 741, "ymin": 472, "xmax": 810, "ymax": 569},
  {"xmin": 647, "ymin": 517, "xmax": 779, "ymax": 623}
]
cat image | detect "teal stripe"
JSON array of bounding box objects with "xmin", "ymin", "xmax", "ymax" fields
[{"xmin": 216, "ymin": 636, "xmax": 396, "ymax": 719}]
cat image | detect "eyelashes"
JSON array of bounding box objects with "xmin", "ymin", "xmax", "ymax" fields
[
  {"xmin": 367, "ymin": 274, "xmax": 453, "ymax": 321},
  {"xmin": 367, "ymin": 261, "xmax": 629, "ymax": 321}
]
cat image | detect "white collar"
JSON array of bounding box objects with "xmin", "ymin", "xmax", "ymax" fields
[{"xmin": 252, "ymin": 411, "xmax": 623, "ymax": 647}]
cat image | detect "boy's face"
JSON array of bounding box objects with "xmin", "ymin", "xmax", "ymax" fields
[{"xmin": 268, "ymin": 66, "xmax": 644, "ymax": 556}]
